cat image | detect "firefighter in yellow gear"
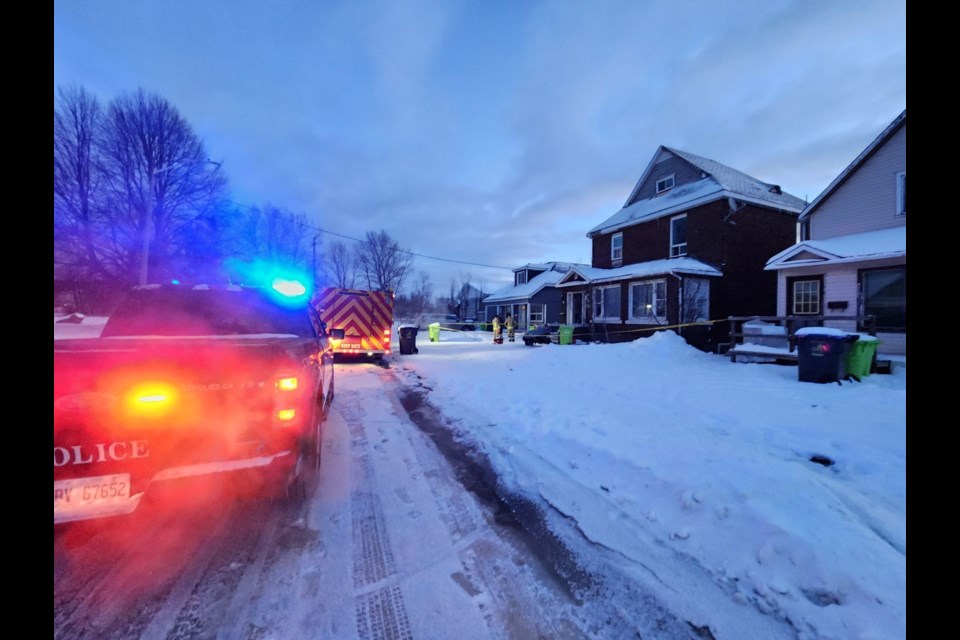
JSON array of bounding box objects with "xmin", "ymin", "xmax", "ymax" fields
[
  {"xmin": 492, "ymin": 315, "xmax": 503, "ymax": 344},
  {"xmin": 505, "ymin": 313, "xmax": 515, "ymax": 342}
]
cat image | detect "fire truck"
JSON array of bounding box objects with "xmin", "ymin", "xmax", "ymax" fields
[{"xmin": 311, "ymin": 287, "xmax": 394, "ymax": 360}]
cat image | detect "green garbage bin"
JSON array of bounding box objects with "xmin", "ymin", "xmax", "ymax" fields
[
  {"xmin": 428, "ymin": 322, "xmax": 441, "ymax": 342},
  {"xmin": 558, "ymin": 325, "xmax": 574, "ymax": 345},
  {"xmin": 846, "ymin": 335, "xmax": 880, "ymax": 380}
]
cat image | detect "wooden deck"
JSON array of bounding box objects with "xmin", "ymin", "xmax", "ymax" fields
[{"xmin": 726, "ymin": 315, "xmax": 877, "ymax": 364}]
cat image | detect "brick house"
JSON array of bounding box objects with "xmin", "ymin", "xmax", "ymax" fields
[{"xmin": 557, "ymin": 146, "xmax": 805, "ymax": 351}]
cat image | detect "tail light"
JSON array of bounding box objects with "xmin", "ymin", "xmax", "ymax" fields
[
  {"xmin": 384, "ymin": 328, "xmax": 391, "ymax": 336},
  {"xmin": 274, "ymin": 373, "xmax": 301, "ymax": 426}
]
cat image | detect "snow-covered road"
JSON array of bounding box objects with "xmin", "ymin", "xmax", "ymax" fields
[{"xmin": 55, "ymin": 361, "xmax": 617, "ymax": 639}]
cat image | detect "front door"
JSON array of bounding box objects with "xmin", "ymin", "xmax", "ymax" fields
[{"xmin": 567, "ymin": 292, "xmax": 584, "ymax": 325}]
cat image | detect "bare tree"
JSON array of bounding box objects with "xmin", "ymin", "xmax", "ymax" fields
[
  {"xmin": 446, "ymin": 278, "xmax": 459, "ymax": 315},
  {"xmin": 235, "ymin": 204, "xmax": 313, "ymax": 268},
  {"xmin": 54, "ymin": 85, "xmax": 109, "ymax": 283},
  {"xmin": 97, "ymin": 88, "xmax": 228, "ymax": 284},
  {"xmin": 323, "ymin": 240, "xmax": 356, "ymax": 289},
  {"xmin": 354, "ymin": 230, "xmax": 413, "ymax": 292},
  {"xmin": 409, "ymin": 271, "xmax": 433, "ymax": 318}
]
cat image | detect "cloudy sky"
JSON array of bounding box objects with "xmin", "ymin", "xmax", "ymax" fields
[{"xmin": 53, "ymin": 0, "xmax": 906, "ymax": 294}]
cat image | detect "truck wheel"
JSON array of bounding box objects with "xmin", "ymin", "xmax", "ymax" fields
[
  {"xmin": 286, "ymin": 409, "xmax": 322, "ymax": 504},
  {"xmin": 324, "ymin": 377, "xmax": 335, "ymax": 415}
]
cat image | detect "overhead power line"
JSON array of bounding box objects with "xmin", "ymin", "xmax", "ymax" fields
[
  {"xmin": 311, "ymin": 224, "xmax": 513, "ymax": 271},
  {"xmin": 224, "ymin": 200, "xmax": 514, "ymax": 271}
]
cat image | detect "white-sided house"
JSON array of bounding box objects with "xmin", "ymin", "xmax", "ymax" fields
[{"xmin": 766, "ymin": 109, "xmax": 906, "ymax": 355}]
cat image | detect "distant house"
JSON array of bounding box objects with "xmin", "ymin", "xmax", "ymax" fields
[
  {"xmin": 766, "ymin": 110, "xmax": 906, "ymax": 355},
  {"xmin": 483, "ymin": 262, "xmax": 587, "ymax": 329},
  {"xmin": 454, "ymin": 283, "xmax": 487, "ymax": 320},
  {"xmin": 557, "ymin": 146, "xmax": 806, "ymax": 351}
]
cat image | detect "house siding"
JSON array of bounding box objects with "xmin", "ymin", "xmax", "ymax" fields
[
  {"xmin": 809, "ymin": 124, "xmax": 906, "ymax": 239},
  {"xmin": 775, "ymin": 256, "xmax": 906, "ymax": 355},
  {"xmin": 628, "ymin": 155, "xmax": 706, "ymax": 205},
  {"xmin": 530, "ymin": 287, "xmax": 564, "ymax": 325}
]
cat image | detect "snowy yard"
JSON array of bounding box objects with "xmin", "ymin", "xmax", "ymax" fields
[{"xmin": 391, "ymin": 328, "xmax": 906, "ymax": 640}]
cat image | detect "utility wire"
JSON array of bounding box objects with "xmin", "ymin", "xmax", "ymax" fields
[{"xmin": 224, "ymin": 201, "xmax": 513, "ymax": 271}]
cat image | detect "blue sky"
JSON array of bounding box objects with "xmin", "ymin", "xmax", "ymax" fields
[{"xmin": 54, "ymin": 0, "xmax": 906, "ymax": 294}]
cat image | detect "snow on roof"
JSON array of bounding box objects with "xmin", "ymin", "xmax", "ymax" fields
[
  {"xmin": 766, "ymin": 226, "xmax": 906, "ymax": 270},
  {"xmin": 588, "ymin": 178, "xmax": 725, "ymax": 236},
  {"xmin": 591, "ymin": 147, "xmax": 806, "ymax": 238},
  {"xmin": 484, "ymin": 269, "xmax": 566, "ymax": 302},
  {"xmin": 666, "ymin": 147, "xmax": 808, "ymax": 212},
  {"xmin": 514, "ymin": 261, "xmax": 584, "ymax": 273},
  {"xmin": 558, "ymin": 257, "xmax": 722, "ymax": 286}
]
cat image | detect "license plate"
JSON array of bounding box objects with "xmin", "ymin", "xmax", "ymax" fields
[{"xmin": 54, "ymin": 474, "xmax": 131, "ymax": 512}]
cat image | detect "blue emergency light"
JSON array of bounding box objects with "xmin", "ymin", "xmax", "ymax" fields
[{"xmin": 271, "ymin": 278, "xmax": 307, "ymax": 298}]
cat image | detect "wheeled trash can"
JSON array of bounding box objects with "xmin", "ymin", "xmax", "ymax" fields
[
  {"xmin": 796, "ymin": 328, "xmax": 859, "ymax": 383},
  {"xmin": 398, "ymin": 324, "xmax": 419, "ymax": 355}
]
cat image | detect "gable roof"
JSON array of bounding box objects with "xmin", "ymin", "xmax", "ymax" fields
[
  {"xmin": 485, "ymin": 269, "xmax": 562, "ymax": 303},
  {"xmin": 666, "ymin": 147, "xmax": 807, "ymax": 211},
  {"xmin": 799, "ymin": 109, "xmax": 906, "ymax": 221},
  {"xmin": 485, "ymin": 263, "xmax": 590, "ymax": 302},
  {"xmin": 591, "ymin": 146, "xmax": 805, "ymax": 237},
  {"xmin": 557, "ymin": 257, "xmax": 723, "ymax": 287},
  {"xmin": 765, "ymin": 226, "xmax": 906, "ymax": 270}
]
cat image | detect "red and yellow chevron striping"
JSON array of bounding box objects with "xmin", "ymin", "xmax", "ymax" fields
[{"xmin": 312, "ymin": 288, "xmax": 394, "ymax": 355}]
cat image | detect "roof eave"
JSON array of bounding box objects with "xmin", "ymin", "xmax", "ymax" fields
[{"xmin": 767, "ymin": 250, "xmax": 906, "ymax": 270}]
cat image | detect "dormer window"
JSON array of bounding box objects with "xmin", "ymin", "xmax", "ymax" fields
[
  {"xmin": 611, "ymin": 232, "xmax": 623, "ymax": 261},
  {"xmin": 516, "ymin": 271, "xmax": 527, "ymax": 285},
  {"xmin": 656, "ymin": 174, "xmax": 675, "ymax": 194}
]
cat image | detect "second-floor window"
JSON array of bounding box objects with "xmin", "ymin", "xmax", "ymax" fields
[
  {"xmin": 611, "ymin": 232, "xmax": 623, "ymax": 261},
  {"xmin": 670, "ymin": 214, "xmax": 687, "ymax": 257},
  {"xmin": 896, "ymin": 171, "xmax": 906, "ymax": 216},
  {"xmin": 656, "ymin": 174, "xmax": 675, "ymax": 194},
  {"xmin": 516, "ymin": 271, "xmax": 527, "ymax": 285}
]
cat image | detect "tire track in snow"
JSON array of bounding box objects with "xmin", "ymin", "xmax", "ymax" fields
[{"xmin": 346, "ymin": 393, "xmax": 413, "ymax": 640}]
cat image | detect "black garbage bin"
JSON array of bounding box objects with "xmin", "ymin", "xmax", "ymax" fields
[
  {"xmin": 398, "ymin": 324, "xmax": 419, "ymax": 355},
  {"xmin": 796, "ymin": 329, "xmax": 859, "ymax": 383}
]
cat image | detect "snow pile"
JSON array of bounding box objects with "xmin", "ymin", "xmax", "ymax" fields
[{"xmin": 392, "ymin": 329, "xmax": 906, "ymax": 639}]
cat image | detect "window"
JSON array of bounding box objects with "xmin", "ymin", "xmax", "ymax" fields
[
  {"xmin": 529, "ymin": 304, "xmax": 545, "ymax": 324},
  {"xmin": 896, "ymin": 171, "xmax": 906, "ymax": 216},
  {"xmin": 682, "ymin": 278, "xmax": 710, "ymax": 323},
  {"xmin": 656, "ymin": 174, "xmax": 675, "ymax": 194},
  {"xmin": 629, "ymin": 280, "xmax": 667, "ymax": 322},
  {"xmin": 516, "ymin": 271, "xmax": 527, "ymax": 285},
  {"xmin": 611, "ymin": 233, "xmax": 623, "ymax": 261},
  {"xmin": 860, "ymin": 267, "xmax": 906, "ymax": 332},
  {"xmin": 789, "ymin": 277, "xmax": 822, "ymax": 315},
  {"xmin": 594, "ymin": 284, "xmax": 621, "ymax": 321},
  {"xmin": 670, "ymin": 214, "xmax": 687, "ymax": 257}
]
